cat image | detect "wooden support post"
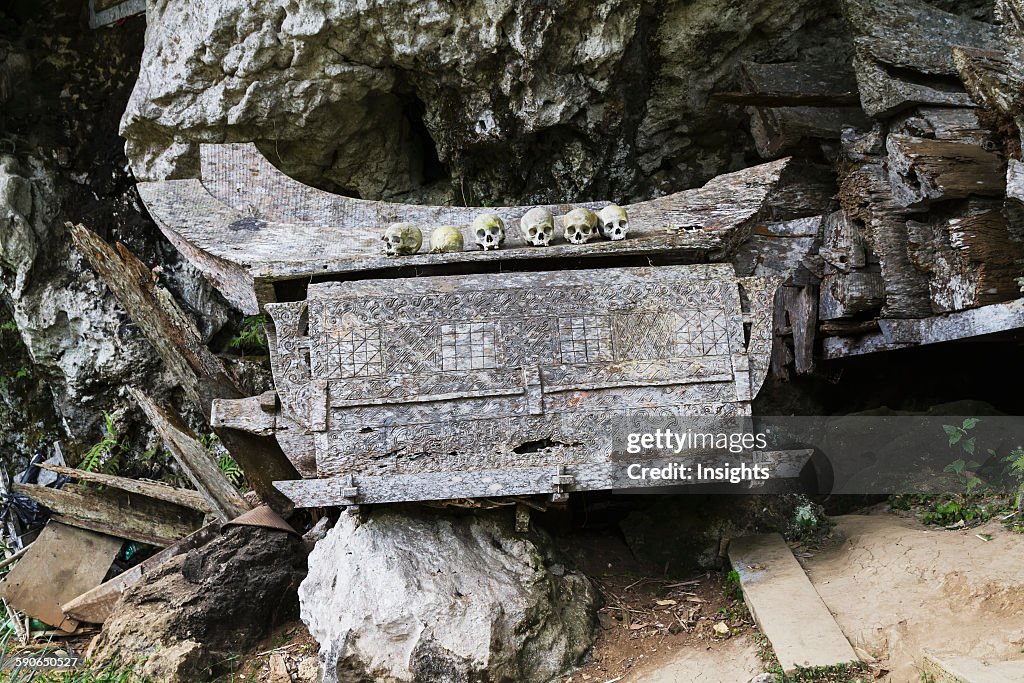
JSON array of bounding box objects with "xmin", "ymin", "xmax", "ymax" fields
[{"xmin": 68, "ymin": 223, "xmax": 300, "ymax": 513}]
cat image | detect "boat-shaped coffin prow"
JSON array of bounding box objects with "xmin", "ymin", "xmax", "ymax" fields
[{"xmin": 137, "ymin": 143, "xmax": 790, "ymax": 314}]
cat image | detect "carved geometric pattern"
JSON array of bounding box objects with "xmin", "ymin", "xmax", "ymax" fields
[
  {"xmin": 386, "ymin": 324, "xmax": 441, "ymax": 375},
  {"xmin": 674, "ymin": 309, "xmax": 731, "ymax": 356},
  {"xmin": 558, "ymin": 316, "xmax": 612, "ymax": 364},
  {"xmin": 612, "ymin": 312, "xmax": 676, "ymax": 361},
  {"xmin": 326, "ymin": 326, "xmax": 383, "ymax": 378},
  {"xmin": 440, "ymin": 322, "xmax": 498, "ymax": 371},
  {"xmin": 501, "ymin": 317, "xmax": 558, "ymax": 368}
]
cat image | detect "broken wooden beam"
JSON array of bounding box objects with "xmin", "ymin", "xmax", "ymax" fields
[
  {"xmin": 0, "ymin": 522, "xmax": 123, "ymax": 633},
  {"xmin": 729, "ymin": 533, "xmax": 858, "ymax": 674},
  {"xmin": 13, "ymin": 482, "xmax": 206, "ymax": 547},
  {"xmin": 906, "ymin": 201, "xmax": 1024, "ymax": 313},
  {"xmin": 886, "ymin": 134, "xmax": 1006, "ymax": 208},
  {"xmin": 69, "ymin": 223, "xmax": 301, "ymax": 512},
  {"xmin": 36, "ymin": 464, "xmax": 213, "ymax": 514},
  {"xmin": 952, "ymin": 46, "xmax": 1024, "ymax": 127},
  {"xmin": 130, "ymin": 387, "xmax": 250, "ymax": 522},
  {"xmin": 61, "ymin": 523, "xmax": 219, "ymax": 624},
  {"xmin": 838, "ymin": 153, "xmax": 932, "ymax": 318}
]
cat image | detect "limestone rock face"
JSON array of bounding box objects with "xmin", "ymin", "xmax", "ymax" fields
[
  {"xmin": 300, "ymin": 509, "xmax": 597, "ymax": 683},
  {"xmin": 123, "ymin": 0, "xmax": 846, "ymax": 203}
]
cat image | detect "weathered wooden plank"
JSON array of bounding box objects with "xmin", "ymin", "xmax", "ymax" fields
[
  {"xmin": 89, "ymin": 0, "xmax": 145, "ymax": 28},
  {"xmin": 759, "ymin": 161, "xmax": 838, "ymax": 223},
  {"xmin": 822, "ymin": 298, "xmax": 1024, "ymax": 358},
  {"xmin": 0, "ymin": 523, "xmax": 122, "ymax": 633},
  {"xmin": 885, "ymin": 134, "xmax": 1006, "ymax": 208},
  {"xmin": 749, "ymin": 105, "xmax": 869, "ymax": 158},
  {"xmin": 819, "ymin": 319, "xmax": 880, "ymax": 336},
  {"xmin": 61, "ymin": 524, "xmax": 219, "ymax": 624},
  {"xmin": 729, "ymin": 534, "xmax": 858, "ymax": 674},
  {"xmin": 140, "ymin": 144, "xmax": 790, "ymax": 313},
  {"xmin": 779, "ymin": 286, "xmax": 817, "ymax": 375},
  {"xmin": 36, "ymin": 464, "xmax": 212, "ymax": 514},
  {"xmin": 842, "ymin": 0, "xmax": 998, "ymax": 118},
  {"xmin": 818, "ymin": 211, "xmax": 885, "ymax": 320},
  {"xmin": 20, "ymin": 482, "xmax": 206, "ymax": 548},
  {"xmin": 880, "ymin": 298, "xmax": 1024, "ymax": 344},
  {"xmin": 906, "ymin": 201, "xmax": 1024, "ymax": 312},
  {"xmin": 13, "ymin": 482, "xmax": 205, "ymax": 548},
  {"xmin": 69, "ymin": 224, "xmax": 301, "ymax": 511},
  {"xmin": 130, "ymin": 387, "xmax": 250, "ymax": 522},
  {"xmin": 952, "ymin": 46, "xmax": 1024, "ymax": 122},
  {"xmin": 838, "ymin": 157, "xmax": 932, "ymax": 318},
  {"xmin": 274, "ymin": 450, "xmax": 816, "ymax": 507}
]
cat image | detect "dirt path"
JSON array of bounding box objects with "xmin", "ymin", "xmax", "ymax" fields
[
  {"xmin": 803, "ymin": 511, "xmax": 1024, "ymax": 681},
  {"xmin": 616, "ymin": 509, "xmax": 1024, "ymax": 682}
]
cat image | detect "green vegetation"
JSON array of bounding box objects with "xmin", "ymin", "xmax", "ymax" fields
[
  {"xmin": 724, "ymin": 569, "xmax": 742, "ymax": 601},
  {"xmin": 754, "ymin": 633, "xmax": 872, "ymax": 682},
  {"xmin": 199, "ymin": 434, "xmax": 246, "ymax": 491},
  {"xmin": 227, "ymin": 315, "xmax": 268, "ymax": 355},
  {"xmin": 891, "ymin": 418, "xmax": 1024, "ymax": 531},
  {"xmin": 78, "ymin": 412, "xmax": 126, "ymax": 476}
]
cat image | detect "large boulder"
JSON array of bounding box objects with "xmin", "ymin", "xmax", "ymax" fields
[
  {"xmin": 301, "ymin": 508, "xmax": 597, "ymax": 683},
  {"xmin": 91, "ymin": 526, "xmax": 307, "ymax": 682},
  {"xmin": 122, "ymin": 0, "xmax": 848, "ymax": 202}
]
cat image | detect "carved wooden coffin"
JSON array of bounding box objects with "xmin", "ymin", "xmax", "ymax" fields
[{"xmin": 265, "ymin": 265, "xmax": 779, "ymax": 505}]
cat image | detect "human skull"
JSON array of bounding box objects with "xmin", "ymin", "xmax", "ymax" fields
[
  {"xmin": 599, "ymin": 204, "xmax": 629, "ymax": 241},
  {"xmin": 428, "ymin": 225, "xmax": 465, "ymax": 253},
  {"xmin": 562, "ymin": 208, "xmax": 599, "ymax": 245},
  {"xmin": 472, "ymin": 213, "xmax": 505, "ymax": 250},
  {"xmin": 519, "ymin": 207, "xmax": 555, "ymax": 247},
  {"xmin": 381, "ymin": 223, "xmax": 422, "ymax": 256}
]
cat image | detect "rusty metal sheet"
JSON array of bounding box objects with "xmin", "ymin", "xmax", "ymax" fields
[{"xmin": 267, "ymin": 264, "xmax": 778, "ymax": 505}]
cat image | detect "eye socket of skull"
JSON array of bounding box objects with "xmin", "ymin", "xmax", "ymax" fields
[
  {"xmin": 476, "ymin": 228, "xmax": 486, "ymax": 237},
  {"xmin": 529, "ymin": 227, "xmax": 538, "ymax": 236}
]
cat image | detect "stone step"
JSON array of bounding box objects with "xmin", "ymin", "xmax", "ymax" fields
[
  {"xmin": 922, "ymin": 651, "xmax": 1024, "ymax": 683},
  {"xmin": 728, "ymin": 533, "xmax": 858, "ymax": 674}
]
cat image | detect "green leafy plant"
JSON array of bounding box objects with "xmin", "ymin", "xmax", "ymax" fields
[
  {"xmin": 1004, "ymin": 446, "xmax": 1024, "ymax": 513},
  {"xmin": 943, "ymin": 418, "xmax": 983, "ymax": 493},
  {"xmin": 228, "ymin": 315, "xmax": 268, "ymax": 355},
  {"xmin": 78, "ymin": 412, "xmax": 127, "ymax": 476},
  {"xmin": 199, "ymin": 434, "xmax": 246, "ymax": 490},
  {"xmin": 724, "ymin": 569, "xmax": 742, "ymax": 601}
]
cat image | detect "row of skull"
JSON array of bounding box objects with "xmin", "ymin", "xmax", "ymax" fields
[{"xmin": 381, "ymin": 205, "xmax": 630, "ymax": 256}]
